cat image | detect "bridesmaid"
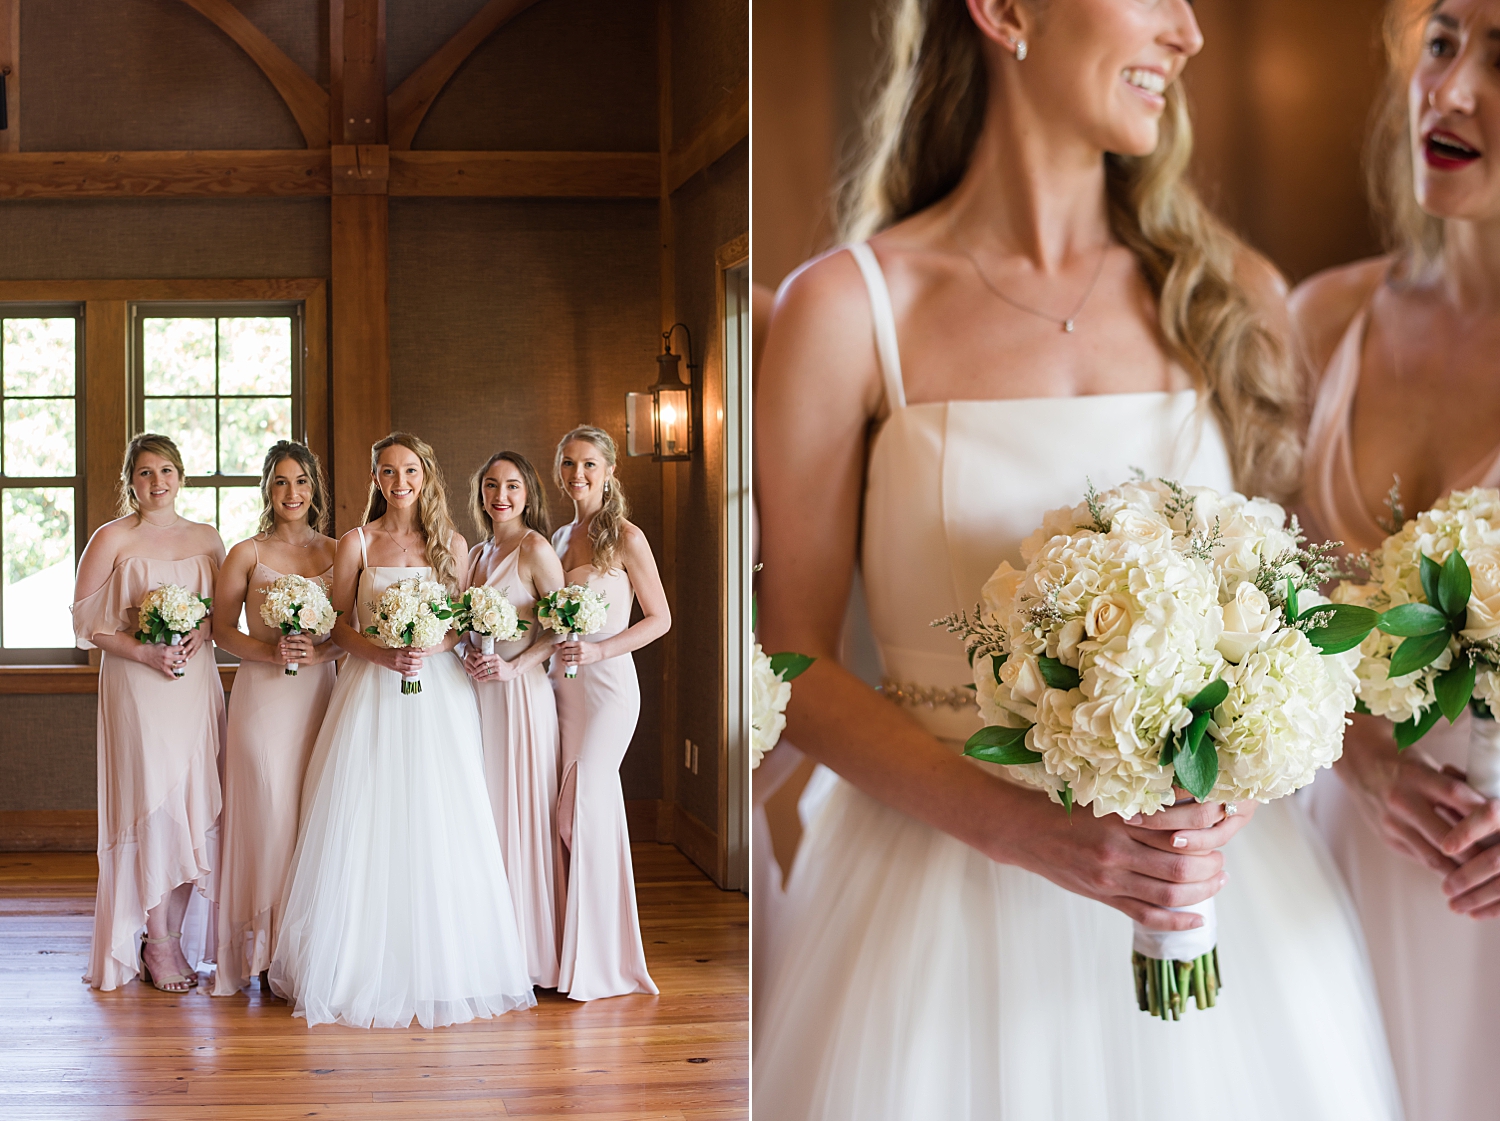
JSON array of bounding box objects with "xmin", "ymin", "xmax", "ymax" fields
[
  {"xmin": 550, "ymin": 425, "xmax": 670, "ymax": 1000},
  {"xmin": 210, "ymin": 442, "xmax": 338, "ymax": 997},
  {"xmin": 463, "ymin": 451, "xmax": 567, "ymax": 989},
  {"xmin": 1293, "ymin": 2, "xmax": 1500, "ymax": 1117},
  {"xmin": 71, "ymin": 432, "xmax": 226, "ymax": 993}
]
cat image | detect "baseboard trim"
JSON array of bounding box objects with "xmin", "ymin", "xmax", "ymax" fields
[{"xmin": 0, "ymin": 810, "xmax": 95, "ymax": 851}]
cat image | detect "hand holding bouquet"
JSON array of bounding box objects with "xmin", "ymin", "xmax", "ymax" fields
[
  {"xmin": 458, "ymin": 584, "xmax": 529, "ymax": 655},
  {"xmin": 939, "ymin": 477, "xmax": 1377, "ymax": 1019},
  {"xmin": 258, "ymin": 574, "xmax": 337, "ymax": 676},
  {"xmin": 1331, "ymin": 486, "xmax": 1500, "ymax": 799},
  {"xmin": 536, "ymin": 584, "xmax": 608, "ymax": 678},
  {"xmin": 364, "ymin": 577, "xmax": 458, "ymax": 694},
  {"xmin": 135, "ymin": 583, "xmax": 212, "ymax": 679}
]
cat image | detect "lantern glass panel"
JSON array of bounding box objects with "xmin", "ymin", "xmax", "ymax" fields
[
  {"xmin": 625, "ymin": 392, "xmax": 653, "ymax": 456},
  {"xmin": 656, "ymin": 386, "xmax": 690, "ymax": 458}
]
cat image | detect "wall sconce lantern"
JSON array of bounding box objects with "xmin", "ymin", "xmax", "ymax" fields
[{"xmin": 626, "ymin": 323, "xmax": 697, "ymax": 462}]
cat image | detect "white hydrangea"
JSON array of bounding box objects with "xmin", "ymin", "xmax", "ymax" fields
[
  {"xmin": 258, "ymin": 574, "xmax": 336, "ymax": 636},
  {"xmin": 967, "ymin": 479, "xmax": 1357, "ymax": 819},
  {"xmin": 365, "ymin": 577, "xmax": 456, "ymax": 650},
  {"xmin": 750, "ymin": 643, "xmax": 792, "ymax": 770},
  {"xmin": 139, "ymin": 582, "xmax": 208, "ymax": 635},
  {"xmin": 463, "ymin": 584, "xmax": 524, "ymax": 641},
  {"xmin": 536, "ymin": 584, "xmax": 609, "ymax": 637}
]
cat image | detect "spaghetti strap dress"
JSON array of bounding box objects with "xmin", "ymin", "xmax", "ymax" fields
[
  {"xmin": 1303, "ymin": 294, "xmax": 1500, "ymax": 1121},
  {"xmin": 71, "ymin": 554, "xmax": 226, "ymax": 991}
]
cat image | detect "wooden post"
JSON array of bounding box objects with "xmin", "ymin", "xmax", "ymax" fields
[
  {"xmin": 327, "ymin": 0, "xmax": 390, "ymax": 533},
  {"xmin": 82, "ymin": 301, "xmax": 129, "ymax": 538},
  {"xmin": 0, "ymin": 0, "xmax": 18, "ymax": 154}
]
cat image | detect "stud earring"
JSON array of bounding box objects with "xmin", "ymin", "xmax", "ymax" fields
[{"xmin": 1015, "ymin": 39, "xmax": 1027, "ymax": 62}]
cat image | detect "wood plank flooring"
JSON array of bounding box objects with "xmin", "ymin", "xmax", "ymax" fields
[{"xmin": 0, "ymin": 845, "xmax": 747, "ymax": 1120}]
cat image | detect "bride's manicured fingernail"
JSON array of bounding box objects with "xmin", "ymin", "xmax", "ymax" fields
[{"xmin": 1172, "ymin": 834, "xmax": 1188, "ymax": 848}]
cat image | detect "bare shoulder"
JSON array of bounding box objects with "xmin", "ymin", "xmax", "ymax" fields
[
  {"xmin": 184, "ymin": 519, "xmax": 226, "ymax": 555},
  {"xmin": 335, "ymin": 527, "xmax": 366, "ymax": 556},
  {"xmin": 616, "ymin": 520, "xmax": 654, "ymax": 562},
  {"xmin": 222, "ymin": 536, "xmax": 260, "ymax": 568},
  {"xmin": 519, "ymin": 531, "xmax": 555, "ymax": 559},
  {"xmin": 86, "ymin": 515, "xmax": 134, "ymax": 550},
  {"xmin": 1288, "ymin": 257, "xmax": 1389, "ymax": 375},
  {"xmin": 448, "ymin": 530, "xmax": 470, "ymax": 556}
]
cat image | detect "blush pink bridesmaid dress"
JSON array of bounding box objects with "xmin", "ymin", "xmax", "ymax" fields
[
  {"xmin": 549, "ymin": 524, "xmax": 657, "ymax": 1001},
  {"xmin": 71, "ymin": 554, "xmax": 226, "ymax": 991},
  {"xmin": 1303, "ymin": 295, "xmax": 1500, "ymax": 1121},
  {"xmin": 468, "ymin": 534, "xmax": 563, "ymax": 989},
  {"xmin": 211, "ymin": 547, "xmax": 336, "ymax": 996}
]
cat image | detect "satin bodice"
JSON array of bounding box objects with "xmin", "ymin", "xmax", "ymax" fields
[
  {"xmin": 551, "ymin": 522, "xmax": 635, "ymax": 640},
  {"xmin": 846, "ymin": 242, "xmax": 1237, "ymax": 741}
]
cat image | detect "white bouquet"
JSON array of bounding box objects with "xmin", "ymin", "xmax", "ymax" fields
[
  {"xmin": 940, "ymin": 477, "xmax": 1376, "ymax": 1019},
  {"xmin": 458, "ymin": 584, "xmax": 529, "ymax": 655},
  {"xmin": 1331, "ymin": 486, "xmax": 1500, "ymax": 797},
  {"xmin": 536, "ymin": 584, "xmax": 609, "ymax": 678},
  {"xmin": 257, "ymin": 574, "xmax": 337, "ymax": 676},
  {"xmin": 750, "ymin": 642, "xmax": 814, "ymax": 769},
  {"xmin": 135, "ymin": 583, "xmax": 212, "ymax": 679},
  {"xmin": 363, "ymin": 577, "xmax": 458, "ymax": 694}
]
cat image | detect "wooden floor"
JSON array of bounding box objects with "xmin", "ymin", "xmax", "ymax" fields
[{"xmin": 0, "ymin": 845, "xmax": 747, "ymax": 1120}]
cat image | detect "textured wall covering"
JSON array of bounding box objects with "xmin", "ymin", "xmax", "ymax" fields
[
  {"xmin": 20, "ymin": 0, "xmax": 309, "ymax": 151},
  {"xmin": 412, "ymin": 0, "xmax": 657, "ymax": 152},
  {"xmin": 0, "ymin": 697, "xmax": 97, "ymax": 811},
  {"xmin": 672, "ymin": 0, "xmax": 748, "ymax": 142},
  {"xmin": 388, "ymin": 197, "xmax": 665, "ymax": 800},
  {"xmin": 670, "ymin": 139, "xmax": 745, "ymax": 831}
]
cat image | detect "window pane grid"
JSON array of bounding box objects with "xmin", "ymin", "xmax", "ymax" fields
[{"xmin": 1, "ymin": 311, "xmax": 82, "ymax": 655}]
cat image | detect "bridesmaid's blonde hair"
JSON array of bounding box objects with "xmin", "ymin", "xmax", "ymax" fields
[
  {"xmin": 840, "ymin": 0, "xmax": 1300, "ymax": 499},
  {"xmin": 256, "ymin": 441, "xmax": 331, "ymax": 537},
  {"xmin": 117, "ymin": 432, "xmax": 186, "ymax": 517},
  {"xmin": 554, "ymin": 425, "xmax": 628, "ymax": 572},
  {"xmin": 363, "ymin": 432, "xmax": 460, "ymax": 591},
  {"xmin": 1367, "ymin": 0, "xmax": 1446, "ymax": 273},
  {"xmin": 470, "ymin": 451, "xmax": 551, "ymax": 541}
]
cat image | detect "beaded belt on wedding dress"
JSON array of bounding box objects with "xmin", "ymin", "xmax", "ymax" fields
[{"xmin": 878, "ymin": 678, "xmax": 977, "ymax": 710}]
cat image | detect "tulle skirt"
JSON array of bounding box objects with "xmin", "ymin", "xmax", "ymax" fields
[
  {"xmin": 753, "ymin": 778, "xmax": 1403, "ymax": 1121},
  {"xmin": 268, "ymin": 651, "xmax": 536, "ymax": 1029}
]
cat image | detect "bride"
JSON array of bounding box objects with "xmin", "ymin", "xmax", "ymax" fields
[
  {"xmin": 752, "ymin": 1, "xmax": 1401, "ymax": 1117},
  {"xmin": 268, "ymin": 432, "xmax": 535, "ymax": 1029}
]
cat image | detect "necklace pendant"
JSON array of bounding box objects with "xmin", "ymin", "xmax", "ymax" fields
[{"xmin": 1063, "ymin": 319, "xmax": 1075, "ymax": 333}]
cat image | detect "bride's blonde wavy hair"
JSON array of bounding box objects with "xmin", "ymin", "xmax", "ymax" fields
[
  {"xmin": 839, "ymin": 0, "xmax": 1301, "ymax": 499},
  {"xmin": 1367, "ymin": 0, "xmax": 1446, "ymax": 274},
  {"xmin": 363, "ymin": 432, "xmax": 461, "ymax": 591}
]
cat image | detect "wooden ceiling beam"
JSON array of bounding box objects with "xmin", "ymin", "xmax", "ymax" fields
[
  {"xmin": 176, "ymin": 0, "xmax": 329, "ymax": 148},
  {"xmin": 387, "ymin": 0, "xmax": 544, "ymax": 151},
  {"xmin": 665, "ymin": 76, "xmax": 748, "ymax": 195},
  {"xmin": 0, "ymin": 150, "xmax": 331, "ymax": 198}
]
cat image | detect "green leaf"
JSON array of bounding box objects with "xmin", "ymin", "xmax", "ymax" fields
[
  {"xmin": 1059, "ymin": 781, "xmax": 1074, "ymax": 817},
  {"xmin": 769, "ymin": 652, "xmax": 815, "ymax": 682},
  {"xmin": 1434, "ymin": 659, "xmax": 1477, "ymax": 724},
  {"xmin": 1188, "ymin": 679, "xmax": 1229, "ymax": 714},
  {"xmin": 1284, "ymin": 578, "xmax": 1300, "ymax": 625},
  {"xmin": 991, "ymin": 653, "xmax": 1007, "ymax": 685},
  {"xmin": 1440, "ymin": 550, "xmax": 1473, "ymax": 623},
  {"xmin": 1037, "ymin": 655, "xmax": 1081, "ymax": 691},
  {"xmin": 1353, "ymin": 697, "xmax": 1373, "ymax": 716},
  {"xmin": 963, "ymin": 724, "xmax": 1042, "ymax": 766},
  {"xmin": 1301, "ymin": 604, "xmax": 1381, "ymax": 654},
  {"xmin": 1394, "ymin": 703, "xmax": 1444, "ymax": 750},
  {"xmin": 1420, "ymin": 553, "xmax": 1443, "ymax": 611},
  {"xmin": 1388, "ymin": 629, "xmax": 1452, "ymax": 678},
  {"xmin": 1377, "ymin": 602, "xmax": 1449, "ymax": 637},
  {"xmin": 1172, "ymin": 714, "xmax": 1219, "ymax": 801}
]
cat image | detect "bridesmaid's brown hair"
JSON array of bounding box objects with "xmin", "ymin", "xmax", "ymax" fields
[
  {"xmin": 470, "ymin": 451, "xmax": 551, "ymax": 541},
  {"xmin": 255, "ymin": 441, "xmax": 331, "ymax": 537},
  {"xmin": 117, "ymin": 432, "xmax": 186, "ymax": 518}
]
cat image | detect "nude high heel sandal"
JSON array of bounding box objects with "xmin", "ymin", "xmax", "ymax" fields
[{"xmin": 140, "ymin": 932, "xmax": 196, "ymax": 993}]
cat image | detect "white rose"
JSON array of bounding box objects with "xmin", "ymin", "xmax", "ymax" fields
[
  {"xmin": 981, "ymin": 562, "xmax": 1024, "ymax": 623},
  {"xmin": 1463, "ymin": 544, "xmax": 1500, "ymax": 642},
  {"xmin": 1084, "ymin": 593, "xmax": 1133, "ymax": 645},
  {"xmin": 1217, "ymin": 582, "xmax": 1278, "ymax": 664}
]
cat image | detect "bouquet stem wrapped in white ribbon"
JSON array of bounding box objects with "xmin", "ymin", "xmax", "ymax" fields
[
  {"xmin": 536, "ymin": 584, "xmax": 609, "ymax": 678},
  {"xmin": 457, "ymin": 584, "xmax": 529, "ymax": 659},
  {"xmin": 257, "ymin": 574, "xmax": 337, "ymax": 676},
  {"xmin": 939, "ymin": 478, "xmax": 1376, "ymax": 1019},
  {"xmin": 135, "ymin": 584, "xmax": 212, "ymax": 679},
  {"xmin": 363, "ymin": 577, "xmax": 458, "ymax": 694}
]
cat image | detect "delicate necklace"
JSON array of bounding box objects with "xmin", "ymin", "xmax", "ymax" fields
[
  {"xmin": 139, "ymin": 512, "xmax": 179, "ymax": 529},
  {"xmin": 271, "ymin": 527, "xmax": 319, "ymax": 549},
  {"xmin": 963, "ymin": 242, "xmax": 1111, "ymax": 334},
  {"xmin": 384, "ymin": 526, "xmax": 422, "ymax": 558}
]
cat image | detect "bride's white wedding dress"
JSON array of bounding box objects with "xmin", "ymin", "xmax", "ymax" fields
[
  {"xmin": 751, "ymin": 244, "xmax": 1403, "ymax": 1120},
  {"xmin": 268, "ymin": 529, "xmax": 536, "ymax": 1029}
]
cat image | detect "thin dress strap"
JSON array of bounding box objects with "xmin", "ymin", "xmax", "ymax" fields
[
  {"xmin": 252, "ymin": 536, "xmax": 261, "ymax": 567},
  {"xmin": 847, "ymin": 242, "xmax": 908, "ymax": 411},
  {"xmin": 355, "ymin": 526, "xmax": 369, "ymax": 568}
]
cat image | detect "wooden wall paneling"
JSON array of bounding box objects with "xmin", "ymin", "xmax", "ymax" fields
[
  {"xmin": 666, "ymin": 77, "xmax": 749, "ymax": 195},
  {"xmin": 82, "ymin": 300, "xmax": 128, "ymax": 539},
  {"xmin": 387, "ymin": 0, "xmax": 545, "ymax": 151},
  {"xmin": 176, "ymin": 0, "xmax": 330, "ymax": 148},
  {"xmin": 0, "ymin": 150, "xmax": 332, "ymax": 199},
  {"xmin": 0, "ymin": 0, "xmax": 17, "ymax": 154},
  {"xmin": 301, "ymin": 281, "xmax": 330, "ymax": 473},
  {"xmin": 388, "ymin": 150, "xmax": 658, "ymax": 198},
  {"xmin": 329, "ymin": 194, "xmax": 390, "ymax": 533}
]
